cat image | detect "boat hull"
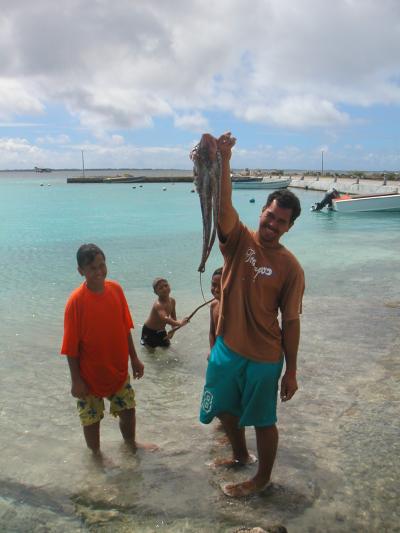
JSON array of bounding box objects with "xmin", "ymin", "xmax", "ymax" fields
[
  {"xmin": 333, "ymin": 193, "xmax": 400, "ymax": 212},
  {"xmin": 232, "ymin": 178, "xmax": 291, "ymax": 190}
]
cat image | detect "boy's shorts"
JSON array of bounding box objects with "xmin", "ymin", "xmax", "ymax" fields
[
  {"xmin": 77, "ymin": 376, "xmax": 136, "ymax": 427},
  {"xmin": 200, "ymin": 337, "xmax": 283, "ymax": 428},
  {"xmin": 140, "ymin": 324, "xmax": 170, "ymax": 348}
]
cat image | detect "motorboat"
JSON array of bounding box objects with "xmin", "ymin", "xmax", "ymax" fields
[
  {"xmin": 232, "ymin": 177, "xmax": 292, "ymax": 190},
  {"xmin": 332, "ymin": 192, "xmax": 400, "ymax": 213}
]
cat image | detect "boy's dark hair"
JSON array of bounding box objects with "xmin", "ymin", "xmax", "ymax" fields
[
  {"xmin": 152, "ymin": 277, "xmax": 168, "ymax": 293},
  {"xmin": 76, "ymin": 243, "xmax": 105, "ymax": 268},
  {"xmin": 263, "ymin": 190, "xmax": 301, "ymax": 224},
  {"xmin": 212, "ymin": 267, "xmax": 223, "ymax": 277}
]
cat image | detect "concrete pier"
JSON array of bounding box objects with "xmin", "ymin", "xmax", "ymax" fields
[
  {"xmin": 288, "ymin": 175, "xmax": 399, "ymax": 195},
  {"xmin": 67, "ymin": 175, "xmax": 192, "ymax": 183}
]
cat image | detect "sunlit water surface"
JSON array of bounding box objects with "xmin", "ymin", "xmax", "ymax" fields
[{"xmin": 0, "ymin": 171, "xmax": 399, "ymax": 532}]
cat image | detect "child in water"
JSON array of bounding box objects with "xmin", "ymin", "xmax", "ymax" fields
[
  {"xmin": 61, "ymin": 244, "xmax": 154, "ymax": 455},
  {"xmin": 141, "ymin": 278, "xmax": 188, "ymax": 348}
]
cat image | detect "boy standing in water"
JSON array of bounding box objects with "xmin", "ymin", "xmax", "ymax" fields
[
  {"xmin": 209, "ymin": 268, "xmax": 222, "ymax": 355},
  {"xmin": 141, "ymin": 278, "xmax": 188, "ymax": 348},
  {"xmin": 61, "ymin": 243, "xmax": 150, "ymax": 455}
]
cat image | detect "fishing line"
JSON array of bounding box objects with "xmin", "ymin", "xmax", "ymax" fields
[
  {"xmin": 199, "ymin": 271, "xmax": 206, "ymax": 302},
  {"xmin": 168, "ymin": 296, "xmax": 215, "ymax": 337}
]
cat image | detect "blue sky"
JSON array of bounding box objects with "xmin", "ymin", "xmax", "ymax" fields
[{"xmin": 1, "ymin": 0, "xmax": 399, "ymax": 171}]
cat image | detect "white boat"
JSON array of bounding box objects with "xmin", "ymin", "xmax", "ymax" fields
[
  {"xmin": 232, "ymin": 177, "xmax": 291, "ymax": 190},
  {"xmin": 332, "ymin": 192, "xmax": 400, "ymax": 213}
]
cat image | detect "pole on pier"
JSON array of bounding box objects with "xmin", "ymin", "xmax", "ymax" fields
[{"xmin": 81, "ymin": 150, "xmax": 85, "ymax": 178}]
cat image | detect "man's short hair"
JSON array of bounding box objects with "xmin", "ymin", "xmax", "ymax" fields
[
  {"xmin": 76, "ymin": 243, "xmax": 105, "ymax": 268},
  {"xmin": 263, "ymin": 190, "xmax": 301, "ymax": 224},
  {"xmin": 212, "ymin": 267, "xmax": 223, "ymax": 277}
]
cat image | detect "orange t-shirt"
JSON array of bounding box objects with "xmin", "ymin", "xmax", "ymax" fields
[
  {"xmin": 216, "ymin": 215, "xmax": 305, "ymax": 362},
  {"xmin": 61, "ymin": 280, "xmax": 134, "ymax": 397}
]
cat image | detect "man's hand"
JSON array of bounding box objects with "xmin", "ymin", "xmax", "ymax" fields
[
  {"xmin": 280, "ymin": 373, "xmax": 298, "ymax": 402},
  {"xmin": 71, "ymin": 377, "xmax": 89, "ymax": 399},
  {"xmin": 217, "ymin": 132, "xmax": 236, "ymax": 160},
  {"xmin": 131, "ymin": 356, "xmax": 144, "ymax": 379}
]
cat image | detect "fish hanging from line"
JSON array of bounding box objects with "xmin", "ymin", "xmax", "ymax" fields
[{"xmin": 190, "ymin": 133, "xmax": 222, "ymax": 273}]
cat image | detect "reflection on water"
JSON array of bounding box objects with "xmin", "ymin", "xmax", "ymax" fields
[{"xmin": 0, "ymin": 177, "xmax": 399, "ymax": 531}]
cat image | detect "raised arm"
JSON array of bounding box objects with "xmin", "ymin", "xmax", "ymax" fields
[{"xmin": 216, "ymin": 132, "xmax": 238, "ymax": 241}]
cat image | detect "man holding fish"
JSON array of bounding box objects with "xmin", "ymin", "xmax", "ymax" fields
[{"xmin": 197, "ymin": 132, "xmax": 305, "ymax": 498}]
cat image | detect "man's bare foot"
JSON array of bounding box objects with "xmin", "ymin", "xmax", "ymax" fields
[
  {"xmin": 220, "ymin": 478, "xmax": 270, "ymax": 497},
  {"xmin": 207, "ymin": 453, "xmax": 257, "ymax": 469}
]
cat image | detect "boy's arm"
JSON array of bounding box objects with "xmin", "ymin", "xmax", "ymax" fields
[
  {"xmin": 66, "ymin": 356, "xmax": 89, "ymax": 399},
  {"xmin": 169, "ymin": 299, "xmax": 177, "ymax": 338},
  {"xmin": 171, "ymin": 298, "xmax": 177, "ymax": 321},
  {"xmin": 128, "ymin": 331, "xmax": 144, "ymax": 379},
  {"xmin": 216, "ymin": 132, "xmax": 238, "ymax": 242},
  {"xmin": 280, "ymin": 318, "xmax": 300, "ymax": 402},
  {"xmin": 156, "ymin": 303, "xmax": 188, "ymax": 328}
]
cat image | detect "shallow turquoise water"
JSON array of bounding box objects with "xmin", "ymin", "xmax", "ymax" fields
[{"xmin": 0, "ymin": 171, "xmax": 399, "ymax": 532}]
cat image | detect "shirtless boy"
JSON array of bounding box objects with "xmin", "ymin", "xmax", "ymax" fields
[{"xmin": 141, "ymin": 278, "xmax": 188, "ymax": 348}]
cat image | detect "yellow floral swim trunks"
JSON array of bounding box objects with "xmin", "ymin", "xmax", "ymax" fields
[{"xmin": 77, "ymin": 376, "xmax": 136, "ymax": 426}]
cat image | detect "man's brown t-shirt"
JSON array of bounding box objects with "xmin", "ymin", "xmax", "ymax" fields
[{"xmin": 216, "ymin": 215, "xmax": 304, "ymax": 362}]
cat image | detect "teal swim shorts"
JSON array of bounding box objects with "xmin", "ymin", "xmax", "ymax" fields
[{"xmin": 200, "ymin": 336, "xmax": 284, "ymax": 427}]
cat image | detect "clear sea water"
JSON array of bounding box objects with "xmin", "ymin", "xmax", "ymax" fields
[{"xmin": 0, "ymin": 170, "xmax": 399, "ymax": 532}]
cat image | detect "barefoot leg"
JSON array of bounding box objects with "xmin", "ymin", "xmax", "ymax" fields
[
  {"xmin": 118, "ymin": 408, "xmax": 159, "ymax": 451},
  {"xmin": 83, "ymin": 421, "xmax": 100, "ymax": 453},
  {"xmin": 118, "ymin": 407, "xmax": 135, "ymax": 443},
  {"xmin": 221, "ymin": 424, "xmax": 278, "ymax": 497},
  {"xmin": 218, "ymin": 412, "xmax": 250, "ymax": 463},
  {"xmin": 253, "ymin": 424, "xmax": 278, "ymax": 487}
]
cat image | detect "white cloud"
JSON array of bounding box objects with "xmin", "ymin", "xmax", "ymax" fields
[
  {"xmin": 111, "ymin": 134, "xmax": 125, "ymax": 145},
  {"xmin": 0, "ymin": 0, "xmax": 398, "ymax": 132},
  {"xmin": 0, "ymin": 137, "xmax": 48, "ymax": 167},
  {"xmin": 0, "ymin": 1, "xmax": 399, "ymax": 169},
  {"xmin": 241, "ymin": 97, "xmax": 349, "ymax": 128},
  {"xmin": 0, "ymin": 79, "xmax": 44, "ymax": 120},
  {"xmin": 174, "ymin": 112, "xmax": 209, "ymax": 132},
  {"xmin": 36, "ymin": 134, "xmax": 71, "ymax": 145}
]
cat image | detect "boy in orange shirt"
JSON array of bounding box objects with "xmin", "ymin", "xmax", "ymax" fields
[{"xmin": 61, "ymin": 243, "xmax": 149, "ymax": 455}]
